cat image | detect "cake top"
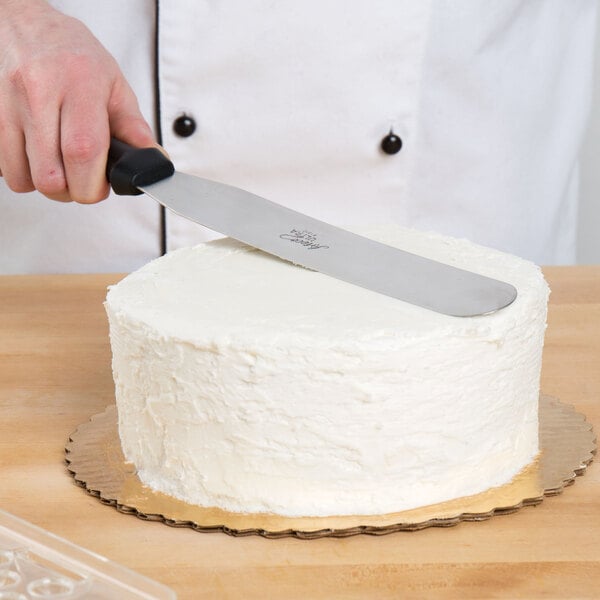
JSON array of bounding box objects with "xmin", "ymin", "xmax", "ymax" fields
[{"xmin": 106, "ymin": 227, "xmax": 549, "ymax": 347}]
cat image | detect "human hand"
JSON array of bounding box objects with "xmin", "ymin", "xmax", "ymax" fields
[{"xmin": 0, "ymin": 0, "xmax": 157, "ymax": 203}]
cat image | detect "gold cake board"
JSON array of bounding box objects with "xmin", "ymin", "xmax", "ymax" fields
[{"xmin": 65, "ymin": 396, "xmax": 596, "ymax": 539}]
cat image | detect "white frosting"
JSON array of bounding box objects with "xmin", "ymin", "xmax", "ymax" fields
[{"xmin": 105, "ymin": 227, "xmax": 548, "ymax": 516}]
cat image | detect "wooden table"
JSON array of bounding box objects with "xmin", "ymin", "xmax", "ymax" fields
[{"xmin": 0, "ymin": 269, "xmax": 598, "ymax": 599}]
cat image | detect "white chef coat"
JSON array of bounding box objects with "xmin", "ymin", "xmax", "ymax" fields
[{"xmin": 0, "ymin": 0, "xmax": 596, "ymax": 273}]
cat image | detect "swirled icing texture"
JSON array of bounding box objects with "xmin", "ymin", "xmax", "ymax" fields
[{"xmin": 105, "ymin": 227, "xmax": 548, "ymax": 516}]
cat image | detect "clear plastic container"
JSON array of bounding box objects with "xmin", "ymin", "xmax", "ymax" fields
[{"xmin": 0, "ymin": 510, "xmax": 175, "ymax": 599}]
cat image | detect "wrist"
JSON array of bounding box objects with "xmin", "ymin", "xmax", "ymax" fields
[{"xmin": 1, "ymin": 0, "xmax": 56, "ymax": 20}]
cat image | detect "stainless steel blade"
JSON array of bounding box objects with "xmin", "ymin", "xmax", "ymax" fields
[{"xmin": 140, "ymin": 172, "xmax": 517, "ymax": 317}]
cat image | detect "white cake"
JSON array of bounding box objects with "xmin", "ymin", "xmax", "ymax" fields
[{"xmin": 105, "ymin": 227, "xmax": 549, "ymax": 517}]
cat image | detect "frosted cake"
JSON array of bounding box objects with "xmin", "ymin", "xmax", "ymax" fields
[{"xmin": 105, "ymin": 227, "xmax": 549, "ymax": 517}]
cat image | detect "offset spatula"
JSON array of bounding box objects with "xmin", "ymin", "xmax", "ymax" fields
[{"xmin": 107, "ymin": 139, "xmax": 517, "ymax": 317}]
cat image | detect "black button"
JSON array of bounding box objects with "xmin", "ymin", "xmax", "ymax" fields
[
  {"xmin": 173, "ymin": 114, "xmax": 197, "ymax": 138},
  {"xmin": 381, "ymin": 131, "xmax": 402, "ymax": 155}
]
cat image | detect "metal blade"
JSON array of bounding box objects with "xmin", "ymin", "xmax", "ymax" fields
[{"xmin": 140, "ymin": 172, "xmax": 517, "ymax": 317}]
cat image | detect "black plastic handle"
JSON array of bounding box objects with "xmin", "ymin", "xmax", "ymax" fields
[{"xmin": 107, "ymin": 138, "xmax": 175, "ymax": 196}]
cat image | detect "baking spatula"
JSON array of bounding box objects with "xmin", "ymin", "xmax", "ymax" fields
[{"xmin": 107, "ymin": 139, "xmax": 517, "ymax": 317}]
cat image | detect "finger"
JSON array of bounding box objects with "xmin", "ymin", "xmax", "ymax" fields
[
  {"xmin": 0, "ymin": 104, "xmax": 35, "ymax": 193},
  {"xmin": 60, "ymin": 89, "xmax": 111, "ymax": 204},
  {"xmin": 45, "ymin": 190, "xmax": 72, "ymax": 203},
  {"xmin": 0, "ymin": 130, "xmax": 35, "ymax": 193},
  {"xmin": 20, "ymin": 90, "xmax": 69, "ymax": 200}
]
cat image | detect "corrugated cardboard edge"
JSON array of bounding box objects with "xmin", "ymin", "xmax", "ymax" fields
[{"xmin": 65, "ymin": 396, "xmax": 596, "ymax": 539}]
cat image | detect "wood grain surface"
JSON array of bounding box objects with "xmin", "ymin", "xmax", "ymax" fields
[{"xmin": 0, "ymin": 268, "xmax": 598, "ymax": 599}]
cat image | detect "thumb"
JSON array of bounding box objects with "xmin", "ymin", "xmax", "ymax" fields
[{"xmin": 108, "ymin": 77, "xmax": 157, "ymax": 149}]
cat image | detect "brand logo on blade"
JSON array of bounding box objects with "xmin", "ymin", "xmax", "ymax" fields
[{"xmin": 279, "ymin": 229, "xmax": 329, "ymax": 250}]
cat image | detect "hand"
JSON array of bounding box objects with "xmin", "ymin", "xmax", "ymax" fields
[{"xmin": 0, "ymin": 0, "xmax": 157, "ymax": 203}]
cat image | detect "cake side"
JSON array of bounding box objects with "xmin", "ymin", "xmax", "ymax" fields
[{"xmin": 105, "ymin": 227, "xmax": 548, "ymax": 516}]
